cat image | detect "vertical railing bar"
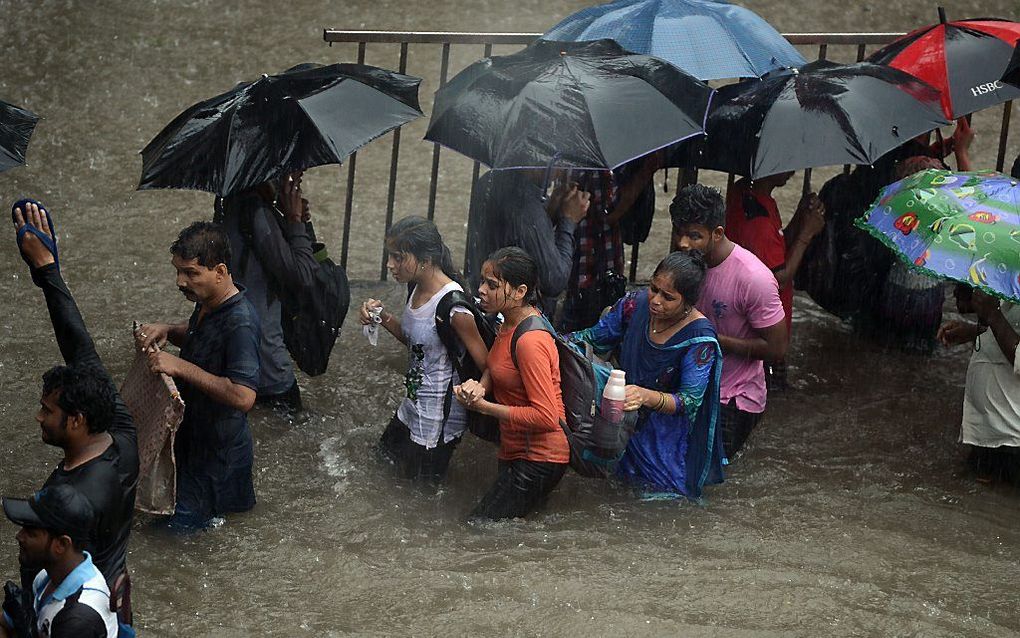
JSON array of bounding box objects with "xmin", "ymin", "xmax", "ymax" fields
[
  {"xmin": 340, "ymin": 41, "xmax": 367, "ymax": 270},
  {"xmin": 381, "ymin": 42, "xmax": 410, "ymax": 281},
  {"xmin": 996, "ymin": 100, "xmax": 1012, "ymax": 173},
  {"xmin": 628, "ymin": 242, "xmax": 640, "ymax": 283},
  {"xmin": 427, "ymin": 43, "xmax": 452, "ymax": 221},
  {"xmin": 803, "ymin": 42, "xmax": 828, "ymax": 196},
  {"xmin": 465, "ymin": 42, "xmax": 494, "ymax": 275}
]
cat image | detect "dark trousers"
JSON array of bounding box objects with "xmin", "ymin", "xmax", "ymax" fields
[
  {"xmin": 377, "ymin": 415, "xmax": 460, "ymax": 484},
  {"xmin": 256, "ymin": 380, "xmax": 302, "ymax": 413},
  {"xmin": 470, "ymin": 459, "xmax": 567, "ymax": 521},
  {"xmin": 718, "ymin": 399, "xmax": 762, "ymax": 459}
]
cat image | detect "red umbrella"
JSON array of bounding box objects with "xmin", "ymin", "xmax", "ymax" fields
[{"xmin": 868, "ymin": 8, "xmax": 1020, "ymax": 119}]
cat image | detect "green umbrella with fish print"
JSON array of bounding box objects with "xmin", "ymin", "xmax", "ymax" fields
[{"xmin": 856, "ymin": 169, "xmax": 1020, "ymax": 302}]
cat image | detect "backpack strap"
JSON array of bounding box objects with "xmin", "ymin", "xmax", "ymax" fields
[
  {"xmin": 510, "ymin": 314, "xmax": 554, "ymax": 369},
  {"xmin": 434, "ymin": 289, "xmax": 475, "ymax": 380}
]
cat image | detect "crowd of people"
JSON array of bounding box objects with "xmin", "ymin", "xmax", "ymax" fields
[{"xmin": 2, "ymin": 125, "xmax": 1019, "ymax": 635}]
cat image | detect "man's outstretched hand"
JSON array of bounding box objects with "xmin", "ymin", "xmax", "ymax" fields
[{"xmin": 12, "ymin": 202, "xmax": 56, "ymax": 269}]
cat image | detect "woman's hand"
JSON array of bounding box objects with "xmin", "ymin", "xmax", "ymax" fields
[
  {"xmin": 937, "ymin": 319, "xmax": 984, "ymax": 346},
  {"xmin": 455, "ymin": 379, "xmax": 486, "ymax": 409},
  {"xmin": 624, "ymin": 385, "xmax": 651, "ymax": 412},
  {"xmin": 359, "ymin": 299, "xmax": 384, "ymax": 326}
]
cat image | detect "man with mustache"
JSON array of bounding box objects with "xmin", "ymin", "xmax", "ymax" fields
[{"xmin": 136, "ymin": 222, "xmax": 261, "ymax": 530}]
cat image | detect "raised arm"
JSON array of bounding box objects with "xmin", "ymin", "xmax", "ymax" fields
[
  {"xmin": 15, "ymin": 204, "xmax": 137, "ymax": 453},
  {"xmin": 247, "ymin": 187, "xmax": 318, "ymax": 293}
]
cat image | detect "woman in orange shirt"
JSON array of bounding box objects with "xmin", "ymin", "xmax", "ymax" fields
[{"xmin": 455, "ymin": 247, "xmax": 569, "ymax": 520}]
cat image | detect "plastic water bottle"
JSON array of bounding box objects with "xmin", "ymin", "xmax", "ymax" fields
[{"xmin": 601, "ymin": 369, "xmax": 626, "ymax": 424}]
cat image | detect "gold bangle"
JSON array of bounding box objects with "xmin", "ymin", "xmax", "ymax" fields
[{"xmin": 655, "ymin": 392, "xmax": 666, "ymax": 412}]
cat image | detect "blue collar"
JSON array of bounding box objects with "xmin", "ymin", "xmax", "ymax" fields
[{"xmin": 36, "ymin": 552, "xmax": 99, "ymax": 605}]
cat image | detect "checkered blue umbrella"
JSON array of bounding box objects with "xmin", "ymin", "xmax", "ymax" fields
[{"xmin": 542, "ymin": 0, "xmax": 806, "ymax": 81}]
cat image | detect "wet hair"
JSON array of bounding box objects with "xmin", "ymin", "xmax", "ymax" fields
[
  {"xmin": 653, "ymin": 251, "xmax": 707, "ymax": 304},
  {"xmin": 895, "ymin": 155, "xmax": 947, "ymax": 180},
  {"xmin": 670, "ymin": 184, "xmax": 725, "ymax": 231},
  {"xmin": 485, "ymin": 246, "xmax": 540, "ymax": 306},
  {"xmin": 386, "ymin": 216, "xmax": 464, "ymax": 287},
  {"xmin": 170, "ymin": 221, "xmax": 231, "ymax": 270},
  {"xmin": 41, "ymin": 365, "xmax": 115, "ymax": 435}
]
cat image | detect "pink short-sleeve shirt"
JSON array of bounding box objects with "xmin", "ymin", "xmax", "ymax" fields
[{"xmin": 695, "ymin": 244, "xmax": 785, "ymax": 413}]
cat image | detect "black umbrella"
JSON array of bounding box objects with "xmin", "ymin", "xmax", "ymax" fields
[
  {"xmin": 0, "ymin": 100, "xmax": 40, "ymax": 174},
  {"xmin": 139, "ymin": 63, "xmax": 423, "ymax": 197},
  {"xmin": 424, "ymin": 39, "xmax": 713, "ymax": 171},
  {"xmin": 697, "ymin": 60, "xmax": 951, "ymax": 179}
]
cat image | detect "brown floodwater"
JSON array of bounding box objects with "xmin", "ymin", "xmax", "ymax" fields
[{"xmin": 1, "ymin": 0, "xmax": 1019, "ymax": 635}]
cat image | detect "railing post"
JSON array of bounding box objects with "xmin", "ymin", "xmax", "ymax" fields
[
  {"xmin": 381, "ymin": 42, "xmax": 410, "ymax": 280},
  {"xmin": 340, "ymin": 41, "xmax": 367, "ymax": 270},
  {"xmin": 427, "ymin": 43, "xmax": 452, "ymax": 221},
  {"xmin": 996, "ymin": 100, "xmax": 1012, "ymax": 173},
  {"xmin": 465, "ymin": 43, "xmax": 494, "ymax": 276}
]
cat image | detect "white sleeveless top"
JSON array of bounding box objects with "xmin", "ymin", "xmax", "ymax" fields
[{"xmin": 397, "ymin": 281, "xmax": 472, "ymax": 448}]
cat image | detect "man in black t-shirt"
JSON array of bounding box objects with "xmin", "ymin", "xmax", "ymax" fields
[{"xmin": 11, "ymin": 201, "xmax": 138, "ymax": 626}]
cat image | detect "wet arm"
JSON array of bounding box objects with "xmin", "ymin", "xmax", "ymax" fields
[
  {"xmin": 32, "ymin": 264, "xmax": 138, "ymax": 446},
  {"xmin": 378, "ymin": 310, "xmax": 407, "ymax": 346},
  {"xmin": 472, "ymin": 335, "xmax": 562, "ymax": 431},
  {"xmin": 527, "ymin": 219, "xmax": 577, "ymax": 299},
  {"xmin": 32, "ymin": 263, "xmax": 102, "ymax": 370},
  {"xmin": 773, "ymin": 236, "xmax": 813, "ymax": 286},
  {"xmin": 451, "ymin": 311, "xmax": 489, "ymax": 373},
  {"xmin": 171, "ymin": 360, "xmax": 256, "ymax": 412},
  {"xmin": 717, "ymin": 321, "xmax": 788, "ymax": 363},
  {"xmin": 984, "ymin": 310, "xmax": 1019, "ymax": 367}
]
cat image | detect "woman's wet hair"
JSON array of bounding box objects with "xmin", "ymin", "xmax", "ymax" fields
[
  {"xmin": 653, "ymin": 250, "xmax": 707, "ymax": 304},
  {"xmin": 170, "ymin": 221, "xmax": 231, "ymax": 270},
  {"xmin": 669, "ymin": 183, "xmax": 725, "ymax": 231},
  {"xmin": 386, "ymin": 216, "xmax": 464, "ymax": 286},
  {"xmin": 485, "ymin": 246, "xmax": 540, "ymax": 307}
]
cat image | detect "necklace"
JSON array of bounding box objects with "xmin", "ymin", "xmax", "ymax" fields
[{"xmin": 651, "ymin": 306, "xmax": 692, "ymax": 334}]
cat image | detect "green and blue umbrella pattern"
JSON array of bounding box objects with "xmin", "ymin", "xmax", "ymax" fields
[{"xmin": 856, "ymin": 169, "xmax": 1020, "ymax": 302}]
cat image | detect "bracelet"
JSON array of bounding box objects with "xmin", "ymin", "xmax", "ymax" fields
[{"xmin": 654, "ymin": 392, "xmax": 666, "ymax": 412}]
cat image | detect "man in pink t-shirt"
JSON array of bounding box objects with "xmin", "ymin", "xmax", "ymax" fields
[{"xmin": 670, "ymin": 184, "xmax": 788, "ymax": 457}]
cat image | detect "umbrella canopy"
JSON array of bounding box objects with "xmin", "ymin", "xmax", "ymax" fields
[
  {"xmin": 541, "ymin": 0, "xmax": 805, "ymax": 81},
  {"xmin": 424, "ymin": 39, "xmax": 713, "ymax": 171},
  {"xmin": 0, "ymin": 100, "xmax": 40, "ymax": 174},
  {"xmin": 139, "ymin": 62, "xmax": 423, "ymax": 197},
  {"xmin": 696, "ymin": 60, "xmax": 951, "ymax": 179},
  {"xmin": 867, "ymin": 12, "xmax": 1020, "ymax": 119},
  {"xmin": 856, "ymin": 169, "xmax": 1020, "ymax": 302}
]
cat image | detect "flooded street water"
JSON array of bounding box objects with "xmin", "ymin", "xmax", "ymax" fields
[{"xmin": 2, "ymin": 0, "xmax": 1020, "ymax": 635}]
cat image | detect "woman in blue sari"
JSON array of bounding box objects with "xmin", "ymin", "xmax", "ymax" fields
[{"xmin": 566, "ymin": 251, "xmax": 725, "ymax": 499}]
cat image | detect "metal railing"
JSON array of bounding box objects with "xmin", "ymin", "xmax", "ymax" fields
[{"xmin": 322, "ymin": 29, "xmax": 1016, "ymax": 281}]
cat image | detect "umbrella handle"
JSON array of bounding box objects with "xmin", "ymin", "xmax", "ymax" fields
[{"xmin": 540, "ymin": 151, "xmax": 564, "ymax": 202}]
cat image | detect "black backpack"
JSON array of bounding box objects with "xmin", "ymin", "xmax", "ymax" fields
[
  {"xmin": 433, "ymin": 289, "xmax": 500, "ymax": 442},
  {"xmin": 279, "ymin": 251, "xmax": 350, "ymax": 376},
  {"xmin": 217, "ymin": 197, "xmax": 351, "ymax": 377}
]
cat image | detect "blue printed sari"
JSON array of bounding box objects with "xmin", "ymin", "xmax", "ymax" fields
[{"xmin": 566, "ymin": 290, "xmax": 725, "ymax": 499}]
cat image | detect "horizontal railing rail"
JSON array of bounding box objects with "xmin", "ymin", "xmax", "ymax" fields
[{"xmin": 321, "ymin": 29, "xmax": 1015, "ymax": 283}]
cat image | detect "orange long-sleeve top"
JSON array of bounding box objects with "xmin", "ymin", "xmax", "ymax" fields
[{"xmin": 488, "ymin": 324, "xmax": 569, "ymax": 464}]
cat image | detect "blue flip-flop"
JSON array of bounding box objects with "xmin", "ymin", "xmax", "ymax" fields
[{"xmin": 12, "ymin": 198, "xmax": 59, "ymax": 271}]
